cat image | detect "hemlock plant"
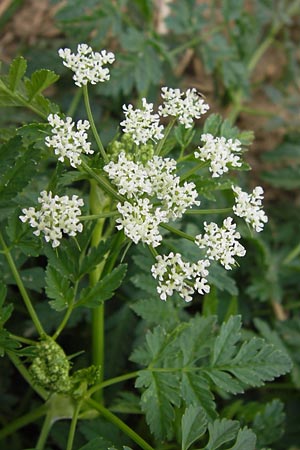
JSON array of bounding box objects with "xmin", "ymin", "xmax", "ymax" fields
[{"xmin": 0, "ymin": 44, "xmax": 292, "ymax": 450}]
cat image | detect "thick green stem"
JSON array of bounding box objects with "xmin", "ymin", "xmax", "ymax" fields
[
  {"xmin": 35, "ymin": 410, "xmax": 53, "ymax": 450},
  {"xmin": 89, "ymin": 181, "xmax": 109, "ymax": 404},
  {"xmin": 66, "ymin": 401, "xmax": 82, "ymax": 450},
  {"xmin": 83, "ymin": 84, "xmax": 108, "ymax": 163},
  {"xmin": 0, "ymin": 404, "xmax": 47, "ymax": 440},
  {"xmin": 85, "ymin": 398, "xmax": 155, "ymax": 450},
  {"xmin": 0, "ymin": 232, "xmax": 44, "ymax": 336}
]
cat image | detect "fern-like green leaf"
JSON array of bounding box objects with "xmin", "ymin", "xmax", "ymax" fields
[
  {"xmin": 76, "ymin": 264, "xmax": 127, "ymax": 308},
  {"xmin": 8, "ymin": 56, "xmax": 27, "ymax": 92},
  {"xmin": 181, "ymin": 404, "xmax": 207, "ymax": 450},
  {"xmin": 45, "ymin": 265, "xmax": 74, "ymax": 311},
  {"xmin": 135, "ymin": 370, "xmax": 181, "ymax": 440}
]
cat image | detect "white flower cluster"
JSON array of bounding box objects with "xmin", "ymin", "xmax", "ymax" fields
[
  {"xmin": 159, "ymin": 87, "xmax": 210, "ymax": 128},
  {"xmin": 232, "ymin": 185, "xmax": 268, "ymax": 232},
  {"xmin": 45, "ymin": 114, "xmax": 94, "ymax": 168},
  {"xmin": 195, "ymin": 133, "xmax": 242, "ymax": 177},
  {"xmin": 58, "ymin": 44, "xmax": 115, "ymax": 87},
  {"xmin": 120, "ymin": 98, "xmax": 164, "ymax": 145},
  {"xmin": 151, "ymin": 253, "xmax": 210, "ymax": 302},
  {"xmin": 20, "ymin": 191, "xmax": 84, "ymax": 248},
  {"xmin": 104, "ymin": 152, "xmax": 200, "ymax": 246},
  {"xmin": 195, "ymin": 217, "xmax": 246, "ymax": 270}
]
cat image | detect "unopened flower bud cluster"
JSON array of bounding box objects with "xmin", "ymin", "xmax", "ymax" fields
[
  {"xmin": 20, "ymin": 191, "xmax": 84, "ymax": 248},
  {"xmin": 45, "ymin": 114, "xmax": 94, "ymax": 168},
  {"xmin": 30, "ymin": 337, "xmax": 71, "ymax": 393}
]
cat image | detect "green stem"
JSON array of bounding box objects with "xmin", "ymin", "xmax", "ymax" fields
[
  {"xmin": 8, "ymin": 351, "xmax": 48, "ymax": 400},
  {"xmin": 0, "ymin": 232, "xmax": 44, "ymax": 336},
  {"xmin": 9, "ymin": 334, "xmax": 36, "ymax": 345},
  {"xmin": 0, "ymin": 80, "xmax": 47, "ymax": 119},
  {"xmin": 0, "ymin": 404, "xmax": 47, "ymax": 440},
  {"xmin": 83, "ymin": 84, "xmax": 108, "ymax": 163},
  {"xmin": 52, "ymin": 303, "xmax": 74, "ymax": 341},
  {"xmin": 85, "ymin": 398, "xmax": 155, "ymax": 450},
  {"xmin": 80, "ymin": 211, "xmax": 119, "ymax": 221},
  {"xmin": 160, "ymin": 223, "xmax": 195, "ymax": 242},
  {"xmin": 35, "ymin": 411, "xmax": 53, "ymax": 450},
  {"xmin": 180, "ymin": 161, "xmax": 209, "ymax": 181},
  {"xmin": 67, "ymin": 88, "xmax": 82, "ymax": 117},
  {"xmin": 155, "ymin": 117, "xmax": 176, "ymax": 156},
  {"xmin": 87, "ymin": 371, "xmax": 139, "ymax": 397},
  {"xmin": 185, "ymin": 207, "xmax": 232, "ymax": 215},
  {"xmin": 283, "ymin": 241, "xmax": 300, "ymax": 265},
  {"xmin": 81, "ymin": 160, "xmax": 123, "ymax": 202},
  {"xmin": 66, "ymin": 401, "xmax": 82, "ymax": 450},
  {"xmin": 89, "ymin": 181, "xmax": 109, "ymax": 404}
]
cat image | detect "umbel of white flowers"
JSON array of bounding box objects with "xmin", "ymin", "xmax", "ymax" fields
[
  {"xmin": 20, "ymin": 44, "xmax": 268, "ymax": 302},
  {"xmin": 20, "ymin": 191, "xmax": 84, "ymax": 248}
]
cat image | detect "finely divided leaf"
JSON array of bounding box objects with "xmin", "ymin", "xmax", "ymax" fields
[
  {"xmin": 76, "ymin": 264, "xmax": 127, "ymax": 308},
  {"xmin": 181, "ymin": 372, "xmax": 217, "ymax": 419},
  {"xmin": 45, "ymin": 265, "xmax": 74, "ymax": 311},
  {"xmin": 206, "ymin": 418, "xmax": 240, "ymax": 450},
  {"xmin": 0, "ymin": 137, "xmax": 40, "ymax": 209},
  {"xmin": 136, "ymin": 370, "xmax": 180, "ymax": 440},
  {"xmin": 211, "ymin": 315, "xmax": 241, "ymax": 366},
  {"xmin": 228, "ymin": 427, "xmax": 256, "ymax": 450},
  {"xmin": 25, "ymin": 69, "xmax": 59, "ymax": 100},
  {"xmin": 8, "ymin": 56, "xmax": 27, "ymax": 91},
  {"xmin": 228, "ymin": 337, "xmax": 292, "ymax": 387},
  {"xmin": 181, "ymin": 404, "xmax": 207, "ymax": 450},
  {"xmin": 252, "ymin": 399, "xmax": 285, "ymax": 447},
  {"xmin": 78, "ymin": 239, "xmax": 112, "ymax": 278}
]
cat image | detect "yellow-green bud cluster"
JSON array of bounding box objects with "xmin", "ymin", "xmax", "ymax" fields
[
  {"xmin": 30, "ymin": 337, "xmax": 71, "ymax": 394},
  {"xmin": 107, "ymin": 133, "xmax": 154, "ymax": 164}
]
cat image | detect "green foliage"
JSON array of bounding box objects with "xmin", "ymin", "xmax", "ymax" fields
[
  {"xmin": 76, "ymin": 264, "xmax": 127, "ymax": 308},
  {"xmin": 0, "ymin": 55, "xmax": 59, "ymax": 117},
  {"xmin": 181, "ymin": 404, "xmax": 207, "ymax": 450},
  {"xmin": 1, "ymin": 1, "xmax": 300, "ymax": 448},
  {"xmin": 132, "ymin": 315, "xmax": 291, "ymax": 441}
]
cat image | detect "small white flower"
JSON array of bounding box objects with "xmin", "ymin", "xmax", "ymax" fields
[
  {"xmin": 116, "ymin": 198, "xmax": 168, "ymax": 247},
  {"xmin": 151, "ymin": 252, "xmax": 210, "ymax": 301},
  {"xmin": 232, "ymin": 185, "xmax": 268, "ymax": 232},
  {"xmin": 103, "ymin": 152, "xmax": 153, "ymax": 199},
  {"xmin": 159, "ymin": 87, "xmax": 209, "ymax": 128},
  {"xmin": 45, "ymin": 114, "xmax": 94, "ymax": 168},
  {"xmin": 195, "ymin": 133, "xmax": 242, "ymax": 177},
  {"xmin": 58, "ymin": 44, "xmax": 115, "ymax": 87},
  {"xmin": 20, "ymin": 191, "xmax": 84, "ymax": 247},
  {"xmin": 120, "ymin": 98, "xmax": 164, "ymax": 145},
  {"xmin": 195, "ymin": 217, "xmax": 246, "ymax": 270}
]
